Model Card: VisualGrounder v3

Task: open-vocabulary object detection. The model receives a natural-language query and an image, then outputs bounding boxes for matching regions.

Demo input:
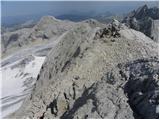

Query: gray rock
[120,57,159,119]
[9,20,158,119]
[123,5,159,42]
[60,79,134,119]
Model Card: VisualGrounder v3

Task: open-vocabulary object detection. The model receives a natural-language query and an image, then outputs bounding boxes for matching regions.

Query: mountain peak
[135,4,148,19]
[136,4,148,12]
[39,16,61,23]
[122,5,159,41]
[112,19,120,25]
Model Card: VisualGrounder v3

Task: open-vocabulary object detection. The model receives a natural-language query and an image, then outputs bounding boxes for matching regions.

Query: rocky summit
[9,18,159,119]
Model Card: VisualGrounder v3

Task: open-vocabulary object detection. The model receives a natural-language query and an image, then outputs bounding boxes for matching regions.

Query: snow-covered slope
[0,55,45,118]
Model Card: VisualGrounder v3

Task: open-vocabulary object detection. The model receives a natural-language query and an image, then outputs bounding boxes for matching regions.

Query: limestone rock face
[10,19,158,119]
[123,5,159,42]
[60,77,134,119]
[151,20,159,42]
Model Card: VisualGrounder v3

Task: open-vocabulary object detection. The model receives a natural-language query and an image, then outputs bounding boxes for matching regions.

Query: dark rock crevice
[46,95,59,117]
[72,47,81,58]
[119,57,159,119]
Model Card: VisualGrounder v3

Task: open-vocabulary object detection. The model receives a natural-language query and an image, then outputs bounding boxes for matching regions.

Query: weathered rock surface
[123,5,159,42]
[60,76,134,119]
[10,19,158,119]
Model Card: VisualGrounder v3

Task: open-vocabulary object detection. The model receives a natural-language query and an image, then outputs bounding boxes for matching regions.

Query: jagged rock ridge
[10,19,159,119]
[123,5,159,42]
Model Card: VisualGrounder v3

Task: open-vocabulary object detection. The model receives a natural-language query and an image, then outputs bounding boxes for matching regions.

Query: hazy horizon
[1,1,159,27]
[2,1,159,17]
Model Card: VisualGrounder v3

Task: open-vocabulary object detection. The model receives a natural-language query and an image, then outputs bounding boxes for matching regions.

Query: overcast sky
[1,1,159,17]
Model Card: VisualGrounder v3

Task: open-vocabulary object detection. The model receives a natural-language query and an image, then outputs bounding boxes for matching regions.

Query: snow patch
[0,56,45,118]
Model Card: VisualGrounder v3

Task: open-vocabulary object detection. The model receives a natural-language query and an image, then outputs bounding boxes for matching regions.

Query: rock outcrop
[10,19,158,119]
[123,5,159,42]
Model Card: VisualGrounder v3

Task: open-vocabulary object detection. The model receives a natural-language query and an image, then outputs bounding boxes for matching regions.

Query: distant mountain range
[2,10,115,28]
